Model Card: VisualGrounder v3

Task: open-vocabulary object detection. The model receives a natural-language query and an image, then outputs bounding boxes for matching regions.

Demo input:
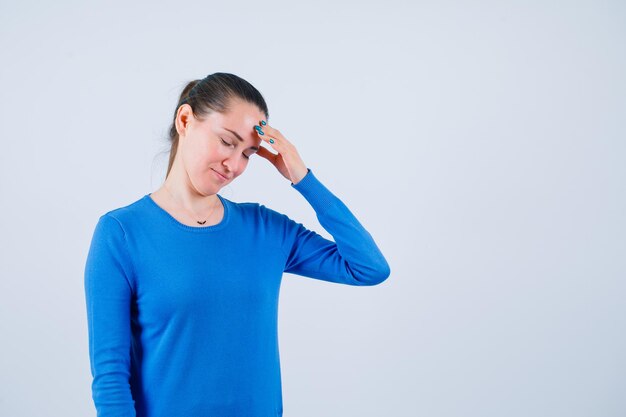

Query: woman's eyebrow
[224,127,259,151]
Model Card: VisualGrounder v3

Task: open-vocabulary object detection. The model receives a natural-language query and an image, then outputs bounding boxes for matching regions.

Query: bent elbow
[370,261,391,285]
[351,260,391,286]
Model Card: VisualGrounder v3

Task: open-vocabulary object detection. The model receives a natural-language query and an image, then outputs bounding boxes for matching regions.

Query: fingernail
[260,120,266,126]
[269,138,274,143]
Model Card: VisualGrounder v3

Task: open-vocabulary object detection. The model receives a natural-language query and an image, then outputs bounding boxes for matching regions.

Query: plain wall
[0,0,624,416]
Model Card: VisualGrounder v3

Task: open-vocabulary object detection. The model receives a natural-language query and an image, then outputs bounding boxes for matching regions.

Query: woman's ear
[176,104,193,137]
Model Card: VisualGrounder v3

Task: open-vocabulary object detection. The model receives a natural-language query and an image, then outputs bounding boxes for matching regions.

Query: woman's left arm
[255,121,390,285]
[282,168,391,285]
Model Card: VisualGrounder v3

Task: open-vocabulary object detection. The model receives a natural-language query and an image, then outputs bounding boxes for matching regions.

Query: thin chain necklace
[162,184,220,225]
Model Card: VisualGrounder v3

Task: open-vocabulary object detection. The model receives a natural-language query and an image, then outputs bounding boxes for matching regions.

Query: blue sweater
[84,168,390,417]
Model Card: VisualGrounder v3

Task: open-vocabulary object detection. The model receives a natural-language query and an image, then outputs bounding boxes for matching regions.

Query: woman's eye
[221,137,250,159]
[220,138,234,147]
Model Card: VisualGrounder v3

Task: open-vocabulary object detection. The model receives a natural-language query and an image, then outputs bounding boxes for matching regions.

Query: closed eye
[220,137,250,159]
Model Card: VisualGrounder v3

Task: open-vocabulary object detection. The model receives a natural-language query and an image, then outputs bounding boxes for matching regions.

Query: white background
[0,0,624,416]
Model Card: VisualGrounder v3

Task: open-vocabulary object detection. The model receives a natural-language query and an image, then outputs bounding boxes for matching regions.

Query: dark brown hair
[165,72,269,179]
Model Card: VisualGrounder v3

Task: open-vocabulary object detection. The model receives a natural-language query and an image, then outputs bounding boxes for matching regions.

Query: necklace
[162,184,220,225]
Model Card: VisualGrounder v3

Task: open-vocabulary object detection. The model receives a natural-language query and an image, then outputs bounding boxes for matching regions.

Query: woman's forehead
[205,107,263,145]
[212,105,264,133]
[223,101,264,125]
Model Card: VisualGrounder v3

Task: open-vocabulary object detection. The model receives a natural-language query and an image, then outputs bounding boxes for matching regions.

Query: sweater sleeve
[84,214,137,417]
[280,168,391,286]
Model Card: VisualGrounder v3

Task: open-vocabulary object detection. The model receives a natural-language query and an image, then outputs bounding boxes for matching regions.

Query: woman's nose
[222,156,241,175]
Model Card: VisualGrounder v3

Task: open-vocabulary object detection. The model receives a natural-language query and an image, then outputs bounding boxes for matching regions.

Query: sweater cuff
[291,168,337,210]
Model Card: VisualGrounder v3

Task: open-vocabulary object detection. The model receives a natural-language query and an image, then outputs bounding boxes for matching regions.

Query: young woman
[84,72,391,417]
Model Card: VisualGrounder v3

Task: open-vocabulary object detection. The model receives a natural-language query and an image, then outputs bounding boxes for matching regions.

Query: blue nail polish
[259,131,264,135]
[260,120,266,126]
[269,139,274,143]
[254,125,261,131]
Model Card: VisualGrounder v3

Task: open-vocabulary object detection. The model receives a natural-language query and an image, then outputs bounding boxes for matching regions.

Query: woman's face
[178,99,265,194]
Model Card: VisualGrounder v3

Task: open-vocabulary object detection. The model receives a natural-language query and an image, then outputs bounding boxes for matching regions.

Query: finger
[256,146,277,163]
[255,129,284,153]
[255,123,290,145]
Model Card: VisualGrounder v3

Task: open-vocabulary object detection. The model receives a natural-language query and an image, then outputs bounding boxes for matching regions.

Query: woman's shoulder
[232,199,276,216]
[96,194,149,228]
[229,199,293,225]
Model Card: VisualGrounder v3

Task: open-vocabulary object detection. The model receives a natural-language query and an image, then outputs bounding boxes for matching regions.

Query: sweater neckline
[143,193,231,232]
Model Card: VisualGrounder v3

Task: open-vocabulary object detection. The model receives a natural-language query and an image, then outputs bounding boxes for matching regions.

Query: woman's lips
[212,168,228,181]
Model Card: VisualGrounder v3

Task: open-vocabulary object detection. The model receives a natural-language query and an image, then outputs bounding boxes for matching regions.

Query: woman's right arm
[84,214,137,417]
